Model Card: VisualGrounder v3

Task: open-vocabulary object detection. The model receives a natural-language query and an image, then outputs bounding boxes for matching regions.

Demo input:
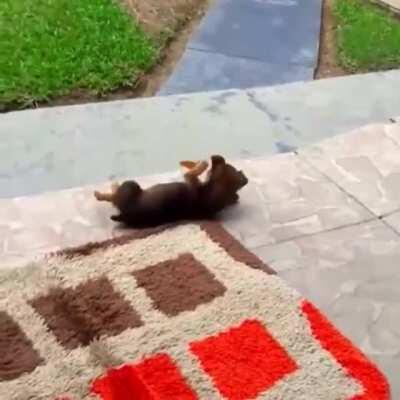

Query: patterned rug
[0,222,389,400]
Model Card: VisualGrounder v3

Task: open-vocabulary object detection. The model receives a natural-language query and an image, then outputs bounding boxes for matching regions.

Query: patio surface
[1,121,400,396]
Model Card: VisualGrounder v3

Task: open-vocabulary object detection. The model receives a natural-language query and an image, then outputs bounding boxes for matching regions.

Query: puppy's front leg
[94,192,114,202]
[181,160,208,182]
[183,162,209,190]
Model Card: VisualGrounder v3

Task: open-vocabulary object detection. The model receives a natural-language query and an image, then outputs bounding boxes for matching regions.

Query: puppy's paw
[182,160,209,177]
[180,160,197,170]
[94,190,111,202]
[194,160,209,174]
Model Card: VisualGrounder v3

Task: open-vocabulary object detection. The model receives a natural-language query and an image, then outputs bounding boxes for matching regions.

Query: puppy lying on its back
[94,155,248,228]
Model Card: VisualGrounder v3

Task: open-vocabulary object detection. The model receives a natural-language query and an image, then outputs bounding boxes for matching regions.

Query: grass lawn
[0,0,158,106]
[334,0,400,71]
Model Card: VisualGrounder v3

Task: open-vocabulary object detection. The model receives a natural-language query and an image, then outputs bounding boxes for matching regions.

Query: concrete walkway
[1,70,400,199]
[159,0,322,94]
[1,121,399,396]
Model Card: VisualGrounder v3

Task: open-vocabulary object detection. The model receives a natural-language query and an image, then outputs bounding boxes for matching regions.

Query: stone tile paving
[159,0,322,94]
[221,154,372,248]
[299,122,400,216]
[1,122,400,395]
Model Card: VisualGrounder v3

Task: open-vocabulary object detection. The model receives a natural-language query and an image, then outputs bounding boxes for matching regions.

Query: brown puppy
[94,155,248,228]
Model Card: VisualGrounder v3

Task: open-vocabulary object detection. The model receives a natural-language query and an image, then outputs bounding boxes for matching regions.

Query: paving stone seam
[296,124,400,233]
[184,46,319,69]
[382,126,400,151]
[379,216,400,237]
[295,151,380,219]
[380,208,400,219]
[252,216,379,250]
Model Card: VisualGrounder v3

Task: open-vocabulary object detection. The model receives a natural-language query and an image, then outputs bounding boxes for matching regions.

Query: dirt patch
[123,0,204,38]
[120,0,211,96]
[130,0,211,97]
[315,0,348,79]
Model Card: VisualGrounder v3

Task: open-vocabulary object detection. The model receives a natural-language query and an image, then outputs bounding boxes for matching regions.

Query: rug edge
[47,221,276,275]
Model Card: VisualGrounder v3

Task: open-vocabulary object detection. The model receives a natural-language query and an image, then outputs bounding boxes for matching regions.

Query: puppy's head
[112,180,142,211]
[207,155,248,191]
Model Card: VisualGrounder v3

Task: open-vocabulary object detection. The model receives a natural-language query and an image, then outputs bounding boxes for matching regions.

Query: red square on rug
[190,319,298,399]
[92,353,197,400]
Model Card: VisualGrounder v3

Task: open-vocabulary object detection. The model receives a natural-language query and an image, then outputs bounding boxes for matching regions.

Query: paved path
[1,70,400,199]
[1,121,399,396]
[159,0,322,94]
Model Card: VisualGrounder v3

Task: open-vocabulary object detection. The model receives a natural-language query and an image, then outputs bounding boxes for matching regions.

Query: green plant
[334,0,400,71]
[0,0,158,105]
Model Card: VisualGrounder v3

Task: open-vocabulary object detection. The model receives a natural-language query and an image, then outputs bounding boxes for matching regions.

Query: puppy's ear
[211,155,225,169]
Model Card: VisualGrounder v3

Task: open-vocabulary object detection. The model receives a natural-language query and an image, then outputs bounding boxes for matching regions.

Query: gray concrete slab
[1,70,400,198]
[159,49,313,95]
[189,0,322,67]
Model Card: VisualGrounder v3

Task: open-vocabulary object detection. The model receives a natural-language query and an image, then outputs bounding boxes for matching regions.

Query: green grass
[334,0,400,71]
[0,0,158,106]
